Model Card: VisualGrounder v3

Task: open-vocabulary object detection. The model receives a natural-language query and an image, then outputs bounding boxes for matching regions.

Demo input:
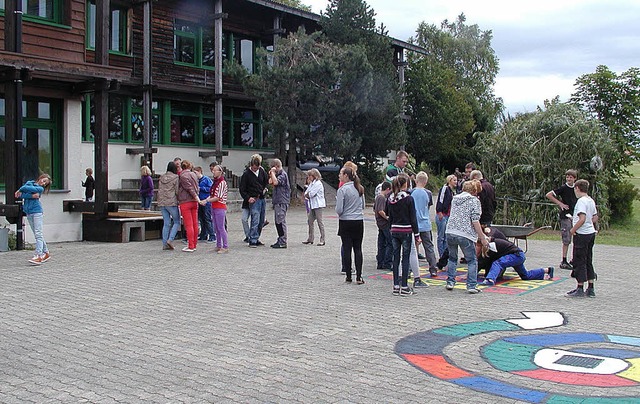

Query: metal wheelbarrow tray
[489,224,551,252]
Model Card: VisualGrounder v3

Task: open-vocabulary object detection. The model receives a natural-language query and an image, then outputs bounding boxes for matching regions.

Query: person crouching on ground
[477,238,554,286]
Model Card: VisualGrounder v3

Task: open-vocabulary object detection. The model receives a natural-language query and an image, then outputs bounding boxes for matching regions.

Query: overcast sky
[304,0,640,114]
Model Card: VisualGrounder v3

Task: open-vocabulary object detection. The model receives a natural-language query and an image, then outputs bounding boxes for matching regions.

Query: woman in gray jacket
[336,167,366,284]
[157,161,180,250]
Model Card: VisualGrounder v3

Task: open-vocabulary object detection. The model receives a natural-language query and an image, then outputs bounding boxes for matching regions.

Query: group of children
[373,162,598,298]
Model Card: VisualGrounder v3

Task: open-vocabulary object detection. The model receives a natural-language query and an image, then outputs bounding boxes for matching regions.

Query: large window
[173,19,215,68]
[0,0,64,24]
[87,1,130,54]
[232,36,256,74]
[82,97,265,150]
[0,97,62,189]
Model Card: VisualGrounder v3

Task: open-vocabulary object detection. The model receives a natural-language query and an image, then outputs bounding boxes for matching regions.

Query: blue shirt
[198,175,213,200]
[411,187,432,232]
[17,180,45,215]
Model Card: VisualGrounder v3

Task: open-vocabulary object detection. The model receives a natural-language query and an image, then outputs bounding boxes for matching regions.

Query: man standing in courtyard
[469,169,497,226]
[239,154,268,248]
[546,169,579,269]
[269,158,290,249]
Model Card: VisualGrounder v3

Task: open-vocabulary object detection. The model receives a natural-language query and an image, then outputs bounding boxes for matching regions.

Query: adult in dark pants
[546,169,579,269]
[469,169,496,226]
[336,167,365,284]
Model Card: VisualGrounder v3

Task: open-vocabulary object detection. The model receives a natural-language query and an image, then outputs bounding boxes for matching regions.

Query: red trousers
[180,201,199,249]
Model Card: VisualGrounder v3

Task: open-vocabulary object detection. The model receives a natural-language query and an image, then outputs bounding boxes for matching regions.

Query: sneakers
[217,248,229,254]
[417,253,426,260]
[547,266,555,280]
[41,252,51,262]
[255,241,265,246]
[162,244,172,250]
[559,261,573,270]
[182,247,196,252]
[479,279,495,286]
[28,256,44,265]
[206,238,216,244]
[166,241,175,250]
[392,286,400,295]
[445,282,455,290]
[429,267,438,277]
[248,243,258,248]
[356,278,365,285]
[302,240,314,245]
[467,288,481,294]
[566,288,585,297]
[400,287,415,296]
[345,277,353,283]
[270,243,287,249]
[413,278,428,288]
[586,287,596,298]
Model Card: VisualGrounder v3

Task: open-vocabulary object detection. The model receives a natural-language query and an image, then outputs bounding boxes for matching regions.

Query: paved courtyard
[1,207,639,403]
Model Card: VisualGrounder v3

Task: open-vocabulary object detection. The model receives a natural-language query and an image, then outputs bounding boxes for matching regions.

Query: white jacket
[305,179,326,209]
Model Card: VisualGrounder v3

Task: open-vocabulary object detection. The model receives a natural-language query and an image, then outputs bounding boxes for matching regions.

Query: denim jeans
[392,232,412,287]
[485,251,545,282]
[249,198,266,243]
[446,234,478,289]
[241,208,251,239]
[27,212,47,256]
[198,202,215,240]
[141,195,152,209]
[435,214,449,257]
[376,227,392,269]
[161,206,181,245]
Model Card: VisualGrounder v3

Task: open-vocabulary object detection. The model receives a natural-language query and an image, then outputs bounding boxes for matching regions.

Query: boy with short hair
[374,181,393,270]
[546,169,578,269]
[412,171,439,278]
[566,179,598,298]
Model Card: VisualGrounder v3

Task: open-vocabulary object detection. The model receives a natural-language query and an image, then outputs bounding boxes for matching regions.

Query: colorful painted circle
[395,312,640,403]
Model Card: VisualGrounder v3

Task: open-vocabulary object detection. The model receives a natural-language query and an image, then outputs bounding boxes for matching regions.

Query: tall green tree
[571,65,640,172]
[410,14,503,168]
[232,29,374,186]
[320,0,406,168]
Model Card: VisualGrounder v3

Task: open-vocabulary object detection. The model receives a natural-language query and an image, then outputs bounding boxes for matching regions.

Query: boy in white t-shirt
[566,179,598,298]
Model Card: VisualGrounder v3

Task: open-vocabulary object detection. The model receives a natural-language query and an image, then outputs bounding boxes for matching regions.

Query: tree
[231,29,375,191]
[273,0,312,12]
[409,14,503,168]
[474,99,618,227]
[571,65,640,172]
[320,0,406,170]
[404,54,474,170]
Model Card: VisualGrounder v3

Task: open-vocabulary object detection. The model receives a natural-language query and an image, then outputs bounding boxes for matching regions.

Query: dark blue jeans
[198,201,215,240]
[392,232,412,287]
[376,227,392,269]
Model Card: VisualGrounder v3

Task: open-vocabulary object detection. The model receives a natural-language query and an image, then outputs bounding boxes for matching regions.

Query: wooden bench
[82,213,164,243]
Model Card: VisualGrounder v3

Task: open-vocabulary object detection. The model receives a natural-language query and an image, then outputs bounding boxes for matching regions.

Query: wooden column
[142,0,153,170]
[214,0,224,163]
[94,0,110,215]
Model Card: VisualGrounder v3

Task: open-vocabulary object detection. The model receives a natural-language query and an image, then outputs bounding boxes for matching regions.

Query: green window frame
[0,0,64,24]
[86,0,130,54]
[0,97,63,189]
[230,34,256,74]
[226,107,263,148]
[173,19,215,69]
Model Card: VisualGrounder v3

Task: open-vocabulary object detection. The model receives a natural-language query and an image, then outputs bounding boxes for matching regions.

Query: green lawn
[530,163,640,247]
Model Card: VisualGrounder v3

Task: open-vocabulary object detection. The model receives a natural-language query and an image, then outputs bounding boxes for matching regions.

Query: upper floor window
[0,0,64,24]
[87,1,130,54]
[174,19,215,68]
[233,36,255,74]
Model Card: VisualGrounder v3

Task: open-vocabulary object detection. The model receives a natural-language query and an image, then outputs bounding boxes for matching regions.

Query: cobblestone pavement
[1,207,639,403]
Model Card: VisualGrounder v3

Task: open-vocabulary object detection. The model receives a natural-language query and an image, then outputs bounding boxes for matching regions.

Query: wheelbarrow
[488,223,551,252]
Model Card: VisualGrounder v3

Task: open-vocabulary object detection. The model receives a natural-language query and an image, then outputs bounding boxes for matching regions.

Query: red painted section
[513,368,638,387]
[402,354,472,380]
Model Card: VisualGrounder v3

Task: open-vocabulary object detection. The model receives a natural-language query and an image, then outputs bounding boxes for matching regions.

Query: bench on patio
[82,212,164,243]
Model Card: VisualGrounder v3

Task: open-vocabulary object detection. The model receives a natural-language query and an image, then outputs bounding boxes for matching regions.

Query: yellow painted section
[619,358,640,382]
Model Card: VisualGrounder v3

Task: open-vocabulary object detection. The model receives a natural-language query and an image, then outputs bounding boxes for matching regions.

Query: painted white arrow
[506,311,566,330]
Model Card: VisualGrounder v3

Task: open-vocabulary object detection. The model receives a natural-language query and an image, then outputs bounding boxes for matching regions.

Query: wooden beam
[62,200,119,213]
[125,147,158,155]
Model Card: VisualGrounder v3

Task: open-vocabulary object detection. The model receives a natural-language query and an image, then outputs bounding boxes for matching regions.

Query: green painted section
[482,340,539,372]
[433,320,520,337]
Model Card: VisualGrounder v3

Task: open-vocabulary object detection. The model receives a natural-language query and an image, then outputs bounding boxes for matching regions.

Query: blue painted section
[573,348,640,359]
[453,376,547,403]
[504,332,607,347]
[608,335,640,347]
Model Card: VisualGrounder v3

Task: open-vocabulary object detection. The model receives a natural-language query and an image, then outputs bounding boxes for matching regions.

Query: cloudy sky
[304,0,640,114]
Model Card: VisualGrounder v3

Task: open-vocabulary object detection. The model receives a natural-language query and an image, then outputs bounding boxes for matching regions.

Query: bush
[607,179,639,223]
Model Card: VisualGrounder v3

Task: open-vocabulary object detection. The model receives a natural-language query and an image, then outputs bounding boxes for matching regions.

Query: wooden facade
[0,0,423,243]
